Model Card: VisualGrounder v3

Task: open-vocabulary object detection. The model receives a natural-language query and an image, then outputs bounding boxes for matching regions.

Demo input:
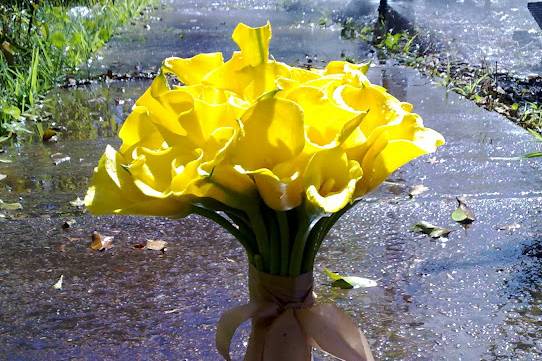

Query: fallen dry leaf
[324,268,377,289]
[62,219,76,229]
[0,199,22,210]
[145,239,167,251]
[90,231,114,251]
[53,275,64,290]
[497,223,521,231]
[412,221,451,238]
[50,153,70,165]
[69,197,85,208]
[451,197,475,224]
[409,184,429,197]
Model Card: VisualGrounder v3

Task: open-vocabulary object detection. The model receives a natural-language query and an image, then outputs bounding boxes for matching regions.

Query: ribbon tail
[297,304,374,361]
[261,309,312,361]
[216,303,262,361]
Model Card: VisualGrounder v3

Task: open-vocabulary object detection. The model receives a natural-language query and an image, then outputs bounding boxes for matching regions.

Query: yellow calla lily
[304,148,363,214]
[353,115,445,197]
[85,25,448,359]
[84,145,191,217]
[86,22,445,277]
[234,159,305,211]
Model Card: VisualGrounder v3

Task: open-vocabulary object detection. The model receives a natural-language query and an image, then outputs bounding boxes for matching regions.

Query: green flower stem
[225,211,256,244]
[262,208,280,275]
[247,206,270,272]
[276,211,290,276]
[301,203,356,272]
[301,216,331,273]
[198,198,251,227]
[288,208,313,276]
[191,205,255,262]
[254,254,264,272]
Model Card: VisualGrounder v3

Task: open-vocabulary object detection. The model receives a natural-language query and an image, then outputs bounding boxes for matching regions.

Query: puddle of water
[44,80,151,142]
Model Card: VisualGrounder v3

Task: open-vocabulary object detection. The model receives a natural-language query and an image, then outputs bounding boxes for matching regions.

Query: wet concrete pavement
[89,0,370,75]
[1,1,542,360]
[344,0,542,77]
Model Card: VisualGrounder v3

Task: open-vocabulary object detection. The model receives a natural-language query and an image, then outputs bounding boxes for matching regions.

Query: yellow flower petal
[284,86,364,148]
[232,22,272,66]
[163,52,224,85]
[84,145,190,217]
[203,54,291,100]
[324,60,370,75]
[188,165,257,211]
[354,118,445,197]
[304,148,362,213]
[119,106,164,154]
[128,146,181,196]
[231,97,304,170]
[234,160,305,211]
[178,98,240,147]
[135,76,194,142]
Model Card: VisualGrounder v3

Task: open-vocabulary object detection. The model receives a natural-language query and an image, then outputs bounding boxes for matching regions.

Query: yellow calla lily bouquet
[85,22,444,361]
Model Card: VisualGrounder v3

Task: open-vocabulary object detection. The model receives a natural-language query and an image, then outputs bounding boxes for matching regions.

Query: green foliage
[520,102,542,129]
[375,31,418,54]
[340,18,373,41]
[0,0,155,138]
[451,74,490,99]
[524,128,542,158]
[339,19,418,55]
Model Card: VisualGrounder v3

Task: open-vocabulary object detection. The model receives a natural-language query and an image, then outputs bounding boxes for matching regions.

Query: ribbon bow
[216,266,374,361]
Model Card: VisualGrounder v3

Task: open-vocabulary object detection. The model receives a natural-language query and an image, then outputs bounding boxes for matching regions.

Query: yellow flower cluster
[85,22,444,217]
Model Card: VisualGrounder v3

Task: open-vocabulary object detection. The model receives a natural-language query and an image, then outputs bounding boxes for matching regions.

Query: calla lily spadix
[84,22,444,361]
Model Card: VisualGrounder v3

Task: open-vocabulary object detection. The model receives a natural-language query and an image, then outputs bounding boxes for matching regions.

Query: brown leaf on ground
[52,275,64,290]
[0,199,22,210]
[497,223,521,231]
[412,221,451,238]
[451,197,475,224]
[62,219,76,229]
[90,231,113,251]
[409,184,429,197]
[51,153,70,165]
[145,239,167,251]
[69,197,85,208]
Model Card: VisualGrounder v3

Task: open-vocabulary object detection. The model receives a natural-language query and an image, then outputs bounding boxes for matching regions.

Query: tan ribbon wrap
[216,266,374,361]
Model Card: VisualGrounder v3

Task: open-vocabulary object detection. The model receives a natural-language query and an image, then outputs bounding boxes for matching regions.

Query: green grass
[0,0,156,140]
